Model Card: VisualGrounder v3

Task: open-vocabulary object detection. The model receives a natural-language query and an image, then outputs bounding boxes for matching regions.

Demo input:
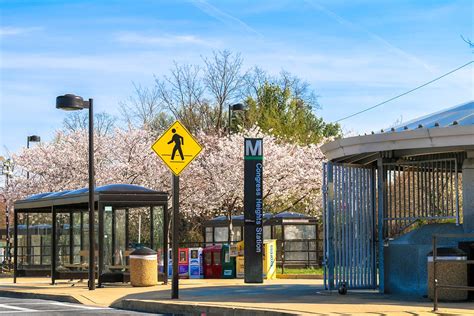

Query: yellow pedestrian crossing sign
[151,120,203,176]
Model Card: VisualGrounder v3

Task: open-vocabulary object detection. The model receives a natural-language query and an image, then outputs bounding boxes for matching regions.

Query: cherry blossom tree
[2,126,325,240]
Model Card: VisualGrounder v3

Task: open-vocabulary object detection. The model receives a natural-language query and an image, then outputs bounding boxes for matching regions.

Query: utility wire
[334,60,474,123]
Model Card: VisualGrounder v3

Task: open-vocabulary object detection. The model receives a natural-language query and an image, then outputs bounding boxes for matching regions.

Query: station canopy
[321,101,474,164]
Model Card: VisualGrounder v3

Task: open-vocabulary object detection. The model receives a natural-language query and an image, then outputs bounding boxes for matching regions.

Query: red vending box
[203,245,223,278]
[178,248,189,279]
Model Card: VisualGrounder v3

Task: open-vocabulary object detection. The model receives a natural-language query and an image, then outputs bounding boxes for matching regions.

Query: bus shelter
[321,101,474,295]
[13,184,168,287]
[204,211,322,268]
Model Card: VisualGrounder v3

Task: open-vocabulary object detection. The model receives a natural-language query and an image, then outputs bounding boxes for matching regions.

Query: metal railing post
[432,235,438,311]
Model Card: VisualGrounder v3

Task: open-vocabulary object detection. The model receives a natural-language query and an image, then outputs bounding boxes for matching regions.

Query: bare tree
[278,70,319,110]
[119,82,162,127]
[155,63,216,132]
[242,66,268,101]
[63,112,115,136]
[203,50,245,133]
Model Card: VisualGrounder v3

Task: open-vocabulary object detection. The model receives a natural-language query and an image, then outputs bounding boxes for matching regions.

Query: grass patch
[277,267,323,275]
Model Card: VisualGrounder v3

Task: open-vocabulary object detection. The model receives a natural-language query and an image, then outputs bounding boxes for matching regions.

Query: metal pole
[98,203,104,288]
[377,158,385,293]
[433,235,438,311]
[51,206,56,285]
[228,104,232,138]
[4,162,10,268]
[172,174,179,299]
[150,207,154,249]
[228,105,232,245]
[26,138,30,179]
[13,210,18,283]
[163,204,169,285]
[88,98,95,290]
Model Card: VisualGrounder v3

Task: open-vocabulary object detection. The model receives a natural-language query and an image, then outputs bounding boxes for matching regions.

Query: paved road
[0,297,159,315]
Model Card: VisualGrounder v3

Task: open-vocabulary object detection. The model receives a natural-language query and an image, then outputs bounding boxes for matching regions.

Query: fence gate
[323,162,377,290]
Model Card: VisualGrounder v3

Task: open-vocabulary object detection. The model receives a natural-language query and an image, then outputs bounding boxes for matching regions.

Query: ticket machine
[178,248,189,279]
[188,247,203,279]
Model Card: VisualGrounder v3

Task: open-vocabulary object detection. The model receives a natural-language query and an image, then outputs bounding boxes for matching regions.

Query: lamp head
[56,94,87,111]
[231,103,246,112]
[27,135,41,142]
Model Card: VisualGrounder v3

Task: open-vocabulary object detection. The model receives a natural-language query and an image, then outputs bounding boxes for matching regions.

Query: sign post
[151,121,202,299]
[243,138,263,283]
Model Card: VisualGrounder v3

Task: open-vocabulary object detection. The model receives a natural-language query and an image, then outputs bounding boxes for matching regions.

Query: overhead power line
[334,60,474,123]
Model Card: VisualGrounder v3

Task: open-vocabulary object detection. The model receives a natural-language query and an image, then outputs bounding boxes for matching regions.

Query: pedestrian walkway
[0,297,134,315]
[0,278,472,315]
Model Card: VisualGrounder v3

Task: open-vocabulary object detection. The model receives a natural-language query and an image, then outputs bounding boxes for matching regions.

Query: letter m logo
[245,139,262,157]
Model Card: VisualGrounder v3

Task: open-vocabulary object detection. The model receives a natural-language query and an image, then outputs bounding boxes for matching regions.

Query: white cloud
[189,0,263,38]
[0,26,42,37]
[303,0,436,74]
[115,32,219,47]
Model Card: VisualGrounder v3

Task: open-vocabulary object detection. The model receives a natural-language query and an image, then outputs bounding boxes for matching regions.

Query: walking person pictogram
[168,128,184,160]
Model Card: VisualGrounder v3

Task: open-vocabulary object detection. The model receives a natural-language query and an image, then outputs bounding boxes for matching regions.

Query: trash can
[427,247,468,301]
[130,247,158,287]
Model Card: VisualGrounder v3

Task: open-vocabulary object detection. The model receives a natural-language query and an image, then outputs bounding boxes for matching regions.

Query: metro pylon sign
[243,138,263,283]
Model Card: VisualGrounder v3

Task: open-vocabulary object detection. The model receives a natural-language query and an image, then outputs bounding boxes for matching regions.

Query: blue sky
[0,0,472,154]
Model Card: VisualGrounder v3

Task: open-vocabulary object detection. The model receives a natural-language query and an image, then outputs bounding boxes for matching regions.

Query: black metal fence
[383,158,460,238]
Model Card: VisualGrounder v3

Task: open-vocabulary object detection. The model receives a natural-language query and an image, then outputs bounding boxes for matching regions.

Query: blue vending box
[188,247,203,279]
[167,248,173,279]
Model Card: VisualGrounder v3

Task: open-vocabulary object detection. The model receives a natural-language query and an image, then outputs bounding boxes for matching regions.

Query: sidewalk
[0,277,473,315]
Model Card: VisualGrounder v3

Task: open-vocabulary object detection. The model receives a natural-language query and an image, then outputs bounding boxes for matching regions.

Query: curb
[113,299,299,316]
[277,274,323,279]
[0,290,81,304]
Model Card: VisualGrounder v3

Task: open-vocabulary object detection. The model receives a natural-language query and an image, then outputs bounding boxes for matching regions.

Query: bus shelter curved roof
[14,184,167,210]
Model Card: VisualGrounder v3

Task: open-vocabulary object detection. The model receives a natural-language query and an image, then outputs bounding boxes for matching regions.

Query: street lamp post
[1,157,13,267]
[227,103,246,245]
[56,94,95,290]
[26,135,41,179]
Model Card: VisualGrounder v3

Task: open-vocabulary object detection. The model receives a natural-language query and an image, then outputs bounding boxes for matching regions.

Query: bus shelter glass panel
[273,225,282,240]
[152,206,164,250]
[56,213,71,269]
[82,212,89,256]
[104,206,113,271]
[214,227,228,243]
[128,207,151,247]
[16,214,26,268]
[114,209,127,266]
[284,225,316,240]
[16,213,52,268]
[263,226,271,240]
[283,225,316,262]
[72,212,82,264]
[232,226,242,242]
[205,227,213,243]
